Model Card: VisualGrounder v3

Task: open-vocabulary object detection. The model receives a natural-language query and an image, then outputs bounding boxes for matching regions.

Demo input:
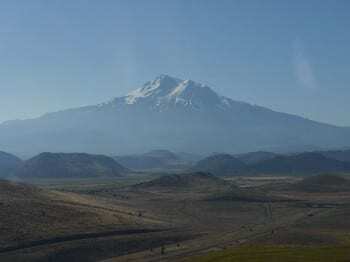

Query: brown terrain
[1,172,350,261]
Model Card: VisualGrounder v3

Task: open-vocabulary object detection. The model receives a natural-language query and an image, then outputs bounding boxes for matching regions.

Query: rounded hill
[133,172,231,191]
[15,152,129,179]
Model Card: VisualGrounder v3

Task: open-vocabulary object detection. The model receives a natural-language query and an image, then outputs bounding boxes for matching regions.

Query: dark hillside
[251,153,350,175]
[133,172,231,191]
[0,151,22,177]
[193,154,247,176]
[16,152,128,179]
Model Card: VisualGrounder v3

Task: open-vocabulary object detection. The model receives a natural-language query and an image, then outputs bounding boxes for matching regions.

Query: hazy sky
[0,1,349,126]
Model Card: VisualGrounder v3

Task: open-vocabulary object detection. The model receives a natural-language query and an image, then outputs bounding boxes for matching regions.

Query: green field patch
[188,245,350,262]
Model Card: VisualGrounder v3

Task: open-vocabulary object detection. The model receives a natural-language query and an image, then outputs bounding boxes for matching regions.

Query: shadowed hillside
[235,151,279,165]
[319,149,350,163]
[15,152,129,179]
[192,152,350,176]
[252,152,350,175]
[114,150,191,170]
[133,172,231,191]
[193,154,247,176]
[0,151,22,177]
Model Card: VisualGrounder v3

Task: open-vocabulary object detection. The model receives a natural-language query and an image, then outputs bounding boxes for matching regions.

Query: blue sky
[0,1,349,126]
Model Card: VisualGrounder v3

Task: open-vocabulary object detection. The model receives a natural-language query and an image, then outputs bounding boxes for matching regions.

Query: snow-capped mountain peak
[0,74,348,157]
[125,75,181,104]
[124,75,225,110]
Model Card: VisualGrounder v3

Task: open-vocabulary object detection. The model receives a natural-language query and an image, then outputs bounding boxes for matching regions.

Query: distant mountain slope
[0,74,349,156]
[15,152,128,179]
[0,151,22,177]
[115,154,165,170]
[142,150,179,160]
[251,152,350,175]
[114,149,195,170]
[193,154,247,176]
[192,152,350,176]
[235,151,279,165]
[318,149,350,163]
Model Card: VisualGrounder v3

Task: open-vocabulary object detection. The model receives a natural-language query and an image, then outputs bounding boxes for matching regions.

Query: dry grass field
[1,173,350,261]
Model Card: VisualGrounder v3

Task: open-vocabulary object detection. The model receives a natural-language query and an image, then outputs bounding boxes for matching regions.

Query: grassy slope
[0,179,164,249]
[188,245,350,262]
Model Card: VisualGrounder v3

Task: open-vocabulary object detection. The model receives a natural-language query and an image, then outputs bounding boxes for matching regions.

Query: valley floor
[1,175,350,261]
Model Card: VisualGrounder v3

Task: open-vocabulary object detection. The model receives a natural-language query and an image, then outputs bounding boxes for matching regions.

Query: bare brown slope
[0,179,162,250]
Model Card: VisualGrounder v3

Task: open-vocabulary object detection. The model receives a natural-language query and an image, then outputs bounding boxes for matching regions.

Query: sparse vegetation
[187,245,350,262]
[1,168,350,261]
[292,173,350,192]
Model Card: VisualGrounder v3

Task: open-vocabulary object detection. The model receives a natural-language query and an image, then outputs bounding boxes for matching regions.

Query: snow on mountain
[125,74,182,105]
[118,74,245,112]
